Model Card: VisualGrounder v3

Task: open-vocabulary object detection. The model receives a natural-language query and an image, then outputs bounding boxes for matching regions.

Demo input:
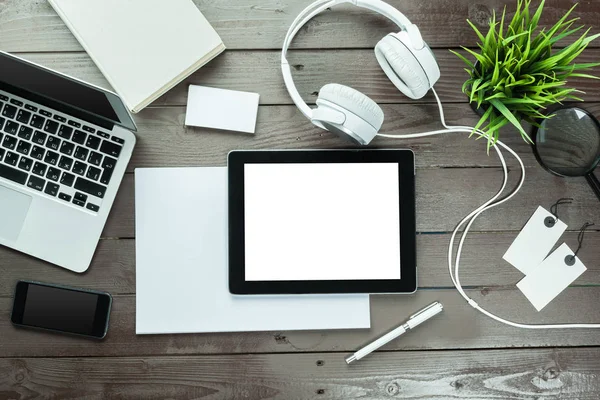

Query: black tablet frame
[228,149,416,294]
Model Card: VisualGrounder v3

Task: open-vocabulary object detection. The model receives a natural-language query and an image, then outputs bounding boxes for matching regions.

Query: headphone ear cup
[375,33,430,99]
[318,84,384,130]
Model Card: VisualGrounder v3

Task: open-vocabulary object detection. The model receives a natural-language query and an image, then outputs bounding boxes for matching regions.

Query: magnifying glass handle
[585,173,600,202]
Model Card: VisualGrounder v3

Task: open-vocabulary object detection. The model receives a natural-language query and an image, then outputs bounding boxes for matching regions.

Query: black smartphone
[11,280,112,339]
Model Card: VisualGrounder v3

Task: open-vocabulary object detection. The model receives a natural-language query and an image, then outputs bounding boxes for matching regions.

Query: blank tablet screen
[244,163,401,281]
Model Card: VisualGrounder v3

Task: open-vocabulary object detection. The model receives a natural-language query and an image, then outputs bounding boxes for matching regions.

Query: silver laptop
[0,51,136,273]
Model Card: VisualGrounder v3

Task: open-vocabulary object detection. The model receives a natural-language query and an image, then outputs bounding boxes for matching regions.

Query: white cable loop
[377,87,600,329]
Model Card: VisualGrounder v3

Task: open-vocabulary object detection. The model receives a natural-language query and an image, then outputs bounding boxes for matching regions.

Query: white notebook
[49,0,225,113]
[134,167,371,334]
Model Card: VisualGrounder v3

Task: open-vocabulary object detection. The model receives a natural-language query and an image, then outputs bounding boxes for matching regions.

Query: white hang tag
[503,206,567,274]
[516,243,587,311]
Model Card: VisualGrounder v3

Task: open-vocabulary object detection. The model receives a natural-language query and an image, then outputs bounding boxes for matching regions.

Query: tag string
[550,197,573,221]
[573,222,595,258]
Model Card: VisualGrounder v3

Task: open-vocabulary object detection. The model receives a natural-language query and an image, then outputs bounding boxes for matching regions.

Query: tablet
[228,149,416,294]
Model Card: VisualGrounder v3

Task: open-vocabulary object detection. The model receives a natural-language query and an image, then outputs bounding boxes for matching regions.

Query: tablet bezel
[228,149,416,294]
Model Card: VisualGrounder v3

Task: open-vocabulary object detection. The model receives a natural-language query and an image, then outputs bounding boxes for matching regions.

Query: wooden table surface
[1,0,600,399]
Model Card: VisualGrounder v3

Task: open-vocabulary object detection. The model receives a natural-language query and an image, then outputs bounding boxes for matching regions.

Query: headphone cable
[377,88,600,329]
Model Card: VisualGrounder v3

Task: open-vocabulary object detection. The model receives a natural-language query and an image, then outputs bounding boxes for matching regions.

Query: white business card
[185,85,260,134]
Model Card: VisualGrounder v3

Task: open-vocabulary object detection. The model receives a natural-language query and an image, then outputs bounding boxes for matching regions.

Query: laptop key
[74,192,88,203]
[53,115,66,123]
[58,155,73,170]
[72,130,87,144]
[46,136,60,151]
[2,104,17,119]
[86,135,101,150]
[97,131,110,139]
[74,177,106,199]
[86,203,99,212]
[46,167,60,182]
[18,157,32,172]
[58,192,72,202]
[16,109,31,124]
[2,135,17,150]
[74,146,89,161]
[86,166,101,181]
[82,125,96,133]
[88,151,102,166]
[44,120,59,134]
[5,151,19,166]
[68,120,81,128]
[58,125,73,140]
[18,126,33,140]
[27,175,45,191]
[39,110,52,118]
[0,116,4,130]
[0,163,27,185]
[4,120,18,135]
[0,148,4,162]
[32,130,47,145]
[16,140,31,156]
[25,104,37,112]
[60,172,75,187]
[111,136,125,145]
[32,162,47,177]
[30,145,45,160]
[10,99,23,107]
[100,156,116,185]
[0,94,7,101]
[60,141,75,156]
[73,199,85,207]
[31,114,45,129]
[44,150,59,166]
[72,161,86,176]
[99,140,122,158]
[44,182,59,197]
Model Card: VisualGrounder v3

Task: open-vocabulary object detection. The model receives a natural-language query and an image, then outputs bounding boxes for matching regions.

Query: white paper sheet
[185,85,260,133]
[134,167,370,334]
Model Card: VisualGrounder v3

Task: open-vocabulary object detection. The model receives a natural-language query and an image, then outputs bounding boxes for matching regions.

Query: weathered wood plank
[127,102,600,170]
[1,0,599,51]
[1,287,600,357]
[1,231,598,297]
[97,165,600,238]
[14,49,600,106]
[1,350,599,400]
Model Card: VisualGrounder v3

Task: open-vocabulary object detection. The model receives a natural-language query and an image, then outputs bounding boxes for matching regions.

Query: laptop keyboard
[0,92,127,213]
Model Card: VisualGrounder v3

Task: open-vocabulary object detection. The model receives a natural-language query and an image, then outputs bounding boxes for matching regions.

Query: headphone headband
[281,0,424,120]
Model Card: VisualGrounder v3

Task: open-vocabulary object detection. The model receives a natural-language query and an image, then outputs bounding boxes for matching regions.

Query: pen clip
[409,302,440,319]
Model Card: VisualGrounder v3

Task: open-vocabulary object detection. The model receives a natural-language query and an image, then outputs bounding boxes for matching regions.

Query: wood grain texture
[14,50,600,107]
[0,348,599,399]
[96,166,600,238]
[1,0,599,52]
[127,103,600,170]
[1,231,599,297]
[1,287,600,357]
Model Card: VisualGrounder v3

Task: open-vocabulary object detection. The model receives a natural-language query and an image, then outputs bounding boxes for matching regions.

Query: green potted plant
[451,0,600,150]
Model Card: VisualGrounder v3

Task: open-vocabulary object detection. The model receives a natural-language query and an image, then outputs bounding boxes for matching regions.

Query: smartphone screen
[11,281,112,339]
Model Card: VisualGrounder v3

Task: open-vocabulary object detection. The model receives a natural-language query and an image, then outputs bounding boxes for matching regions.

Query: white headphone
[281,0,600,331]
[281,0,441,145]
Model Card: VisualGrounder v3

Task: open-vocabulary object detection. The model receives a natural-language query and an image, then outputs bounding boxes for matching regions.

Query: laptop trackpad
[0,185,31,241]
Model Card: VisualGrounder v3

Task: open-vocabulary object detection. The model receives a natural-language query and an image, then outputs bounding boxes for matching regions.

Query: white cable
[377,87,600,329]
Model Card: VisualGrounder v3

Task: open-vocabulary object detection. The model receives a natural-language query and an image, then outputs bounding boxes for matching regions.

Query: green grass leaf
[450,50,475,70]
[489,98,529,139]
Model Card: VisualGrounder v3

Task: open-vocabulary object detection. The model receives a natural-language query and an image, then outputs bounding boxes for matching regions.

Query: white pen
[345,302,444,364]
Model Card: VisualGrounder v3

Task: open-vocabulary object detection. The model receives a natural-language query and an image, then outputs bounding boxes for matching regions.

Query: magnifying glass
[532,106,600,201]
